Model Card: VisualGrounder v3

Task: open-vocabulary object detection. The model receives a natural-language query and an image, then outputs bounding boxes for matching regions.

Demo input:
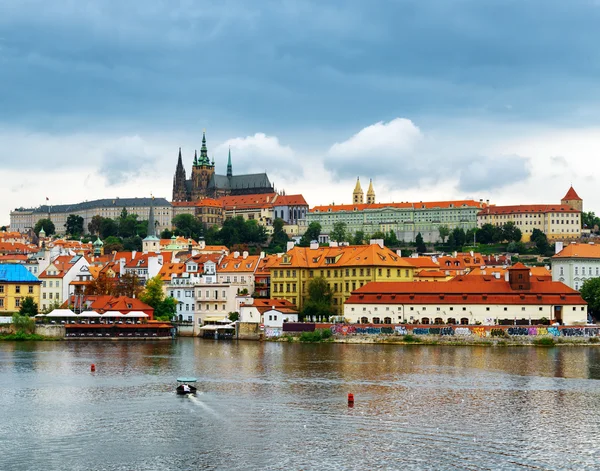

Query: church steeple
[200,129,209,164]
[353,177,364,205]
[172,147,188,202]
[227,147,233,178]
[366,179,375,204]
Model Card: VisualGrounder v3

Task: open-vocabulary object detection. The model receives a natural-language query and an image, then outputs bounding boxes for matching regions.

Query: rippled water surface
[1,340,600,470]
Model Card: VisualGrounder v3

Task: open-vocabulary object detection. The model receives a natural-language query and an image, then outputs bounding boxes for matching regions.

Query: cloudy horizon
[2,1,600,225]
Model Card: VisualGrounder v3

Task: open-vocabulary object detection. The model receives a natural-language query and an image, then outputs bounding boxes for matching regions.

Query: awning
[123,311,149,318]
[101,311,124,317]
[79,311,102,318]
[46,309,78,317]
[199,324,235,330]
[204,316,228,322]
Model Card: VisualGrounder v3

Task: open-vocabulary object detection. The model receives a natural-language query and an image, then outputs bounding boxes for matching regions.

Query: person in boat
[182,384,190,392]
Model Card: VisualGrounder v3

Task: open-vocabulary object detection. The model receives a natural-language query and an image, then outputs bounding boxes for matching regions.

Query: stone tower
[191,130,215,201]
[353,177,364,204]
[172,147,188,202]
[366,179,375,204]
[561,186,583,212]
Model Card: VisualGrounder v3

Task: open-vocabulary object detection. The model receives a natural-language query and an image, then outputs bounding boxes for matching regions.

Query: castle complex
[172,131,274,202]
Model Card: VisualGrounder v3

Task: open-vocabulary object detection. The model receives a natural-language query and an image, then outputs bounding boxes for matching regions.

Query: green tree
[34,218,55,236]
[228,312,240,322]
[269,218,289,252]
[65,214,84,237]
[103,236,124,254]
[88,215,104,235]
[172,213,204,239]
[12,313,35,334]
[42,300,61,314]
[330,222,347,242]
[415,232,427,253]
[477,224,496,244]
[123,235,143,251]
[582,211,600,233]
[502,222,522,243]
[370,231,386,240]
[100,217,118,239]
[19,296,38,316]
[139,275,177,321]
[118,213,140,238]
[301,276,334,321]
[299,222,321,246]
[352,230,365,245]
[160,229,173,239]
[580,278,600,320]
[438,225,450,244]
[531,229,550,255]
[384,230,399,248]
[466,228,478,246]
[451,227,466,248]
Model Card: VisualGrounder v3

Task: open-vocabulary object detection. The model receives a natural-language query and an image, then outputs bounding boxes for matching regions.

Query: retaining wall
[34,324,65,338]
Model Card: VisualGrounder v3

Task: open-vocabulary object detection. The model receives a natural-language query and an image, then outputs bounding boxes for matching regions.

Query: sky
[2,0,600,226]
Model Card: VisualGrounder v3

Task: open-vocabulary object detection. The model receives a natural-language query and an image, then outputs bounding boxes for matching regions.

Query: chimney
[396,249,402,257]
[119,257,126,274]
[132,250,137,260]
[453,251,457,258]
[470,251,474,257]
[329,241,338,248]
[233,251,240,259]
[310,241,319,250]
[260,251,265,259]
[199,239,206,250]
[555,241,564,254]
[369,239,384,249]
[286,241,295,252]
[504,271,509,282]
[242,251,248,259]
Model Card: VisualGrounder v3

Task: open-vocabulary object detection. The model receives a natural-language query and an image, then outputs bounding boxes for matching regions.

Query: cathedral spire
[366,178,375,204]
[193,150,198,167]
[227,147,233,178]
[200,129,209,163]
[172,147,188,202]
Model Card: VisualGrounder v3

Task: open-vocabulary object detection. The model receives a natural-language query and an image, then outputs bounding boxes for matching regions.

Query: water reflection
[0,340,599,470]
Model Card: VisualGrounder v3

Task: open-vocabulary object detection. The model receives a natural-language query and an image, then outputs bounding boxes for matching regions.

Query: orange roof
[196,198,223,208]
[310,199,484,213]
[553,242,600,259]
[479,204,579,215]
[270,244,414,269]
[241,299,297,310]
[219,254,261,273]
[255,255,280,275]
[273,194,308,206]
[404,257,440,269]
[415,269,448,278]
[469,266,551,279]
[219,193,277,210]
[158,262,186,281]
[39,255,77,278]
[562,186,582,201]
[347,275,585,306]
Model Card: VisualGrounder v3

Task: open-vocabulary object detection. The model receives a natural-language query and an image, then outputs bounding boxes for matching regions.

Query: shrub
[299,329,333,343]
[533,337,555,347]
[589,337,599,344]
[402,334,422,343]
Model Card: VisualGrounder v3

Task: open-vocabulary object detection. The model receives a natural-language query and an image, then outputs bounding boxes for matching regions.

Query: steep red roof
[478,204,579,215]
[273,194,308,206]
[562,186,582,201]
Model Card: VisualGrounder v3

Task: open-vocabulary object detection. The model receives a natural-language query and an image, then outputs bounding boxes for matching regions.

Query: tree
[299,222,321,246]
[531,229,550,255]
[466,228,477,246]
[34,218,55,236]
[118,213,141,238]
[301,276,335,321]
[123,235,143,251]
[88,215,104,235]
[384,230,399,248]
[160,229,173,239]
[87,272,116,296]
[172,214,204,240]
[228,312,240,322]
[582,211,600,233]
[502,222,522,243]
[19,296,38,317]
[42,300,61,314]
[114,273,143,298]
[100,218,118,239]
[451,227,466,248]
[65,214,84,237]
[581,278,600,320]
[370,231,386,241]
[103,236,124,254]
[415,233,426,253]
[139,275,177,321]
[477,224,496,244]
[269,218,289,252]
[330,222,347,242]
[352,231,365,245]
[12,313,35,334]
[438,225,450,244]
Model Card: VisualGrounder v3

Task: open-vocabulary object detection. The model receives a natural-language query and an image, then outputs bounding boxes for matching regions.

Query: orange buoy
[91,364,96,372]
[348,393,354,406]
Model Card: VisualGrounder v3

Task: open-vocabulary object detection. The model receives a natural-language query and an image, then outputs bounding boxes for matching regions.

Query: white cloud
[214,132,302,182]
[97,135,159,185]
[326,118,423,180]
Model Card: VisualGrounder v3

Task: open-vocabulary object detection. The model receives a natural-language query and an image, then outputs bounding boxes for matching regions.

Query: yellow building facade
[0,265,42,314]
[269,243,414,314]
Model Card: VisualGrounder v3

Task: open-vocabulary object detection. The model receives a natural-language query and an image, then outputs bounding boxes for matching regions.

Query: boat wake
[187,394,229,422]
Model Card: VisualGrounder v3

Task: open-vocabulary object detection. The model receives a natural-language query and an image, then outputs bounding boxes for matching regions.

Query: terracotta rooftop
[562,186,582,201]
[553,242,600,259]
[310,199,485,213]
[479,204,579,215]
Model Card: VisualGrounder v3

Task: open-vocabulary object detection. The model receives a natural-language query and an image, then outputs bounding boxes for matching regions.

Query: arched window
[421,317,430,324]
[460,318,469,325]
[383,317,392,324]
[360,317,368,324]
[434,317,443,325]
[372,317,380,324]
[447,318,456,324]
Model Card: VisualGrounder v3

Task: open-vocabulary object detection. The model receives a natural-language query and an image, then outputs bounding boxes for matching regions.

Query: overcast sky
[2,0,600,226]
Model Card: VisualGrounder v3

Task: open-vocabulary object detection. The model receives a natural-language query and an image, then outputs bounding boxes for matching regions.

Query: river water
[1,340,599,470]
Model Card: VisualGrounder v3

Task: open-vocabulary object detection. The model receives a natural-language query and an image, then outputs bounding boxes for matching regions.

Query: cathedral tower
[561,186,583,212]
[172,147,188,202]
[366,179,376,204]
[353,177,364,204]
[191,130,215,201]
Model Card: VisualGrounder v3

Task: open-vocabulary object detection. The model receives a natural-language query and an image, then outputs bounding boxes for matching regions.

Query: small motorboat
[176,377,198,394]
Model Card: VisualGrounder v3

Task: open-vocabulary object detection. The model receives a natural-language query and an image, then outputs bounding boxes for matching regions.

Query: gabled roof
[562,186,582,201]
[273,194,308,206]
[219,254,261,273]
[218,193,277,210]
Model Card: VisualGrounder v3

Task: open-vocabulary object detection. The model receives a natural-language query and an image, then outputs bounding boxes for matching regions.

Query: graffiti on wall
[265,328,282,338]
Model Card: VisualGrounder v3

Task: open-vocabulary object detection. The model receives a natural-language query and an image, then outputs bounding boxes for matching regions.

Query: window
[28,286,33,294]
[186,304,189,311]
[42,293,46,299]
[49,293,53,299]
[486,307,490,311]
[0,299,3,308]
[0,286,3,293]
[15,298,20,308]
[521,307,526,311]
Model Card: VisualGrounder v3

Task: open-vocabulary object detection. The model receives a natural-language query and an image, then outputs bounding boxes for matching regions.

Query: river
[1,339,599,470]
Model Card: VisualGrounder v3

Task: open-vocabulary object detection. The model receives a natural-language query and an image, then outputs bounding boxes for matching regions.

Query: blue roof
[0,264,40,283]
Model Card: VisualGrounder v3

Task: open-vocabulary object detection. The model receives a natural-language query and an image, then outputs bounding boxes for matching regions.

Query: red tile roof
[478,204,579,215]
[562,186,582,201]
[273,194,308,206]
[553,242,600,259]
[219,193,277,210]
[310,200,485,213]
